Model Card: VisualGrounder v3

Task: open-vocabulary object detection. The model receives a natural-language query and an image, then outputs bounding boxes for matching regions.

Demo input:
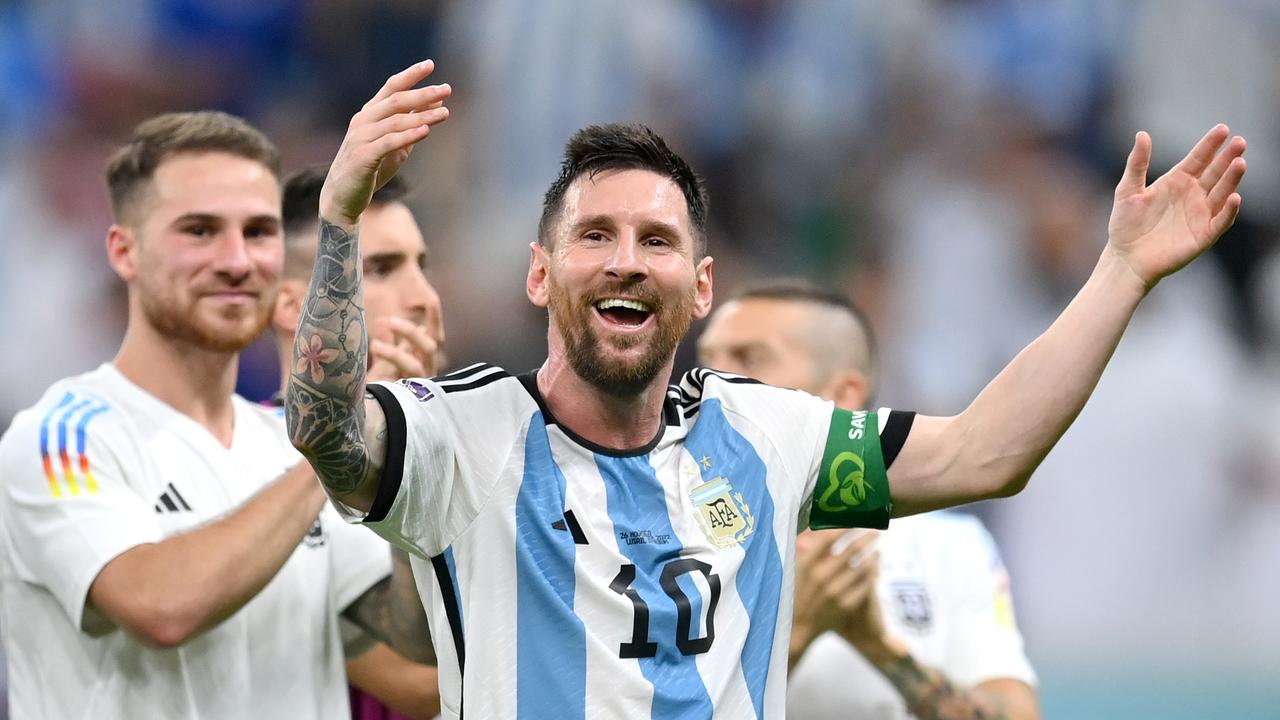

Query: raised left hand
[1106,125,1246,290]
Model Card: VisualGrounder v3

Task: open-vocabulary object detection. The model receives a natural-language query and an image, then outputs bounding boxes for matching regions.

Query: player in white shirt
[698,283,1038,719]
[0,112,407,719]
[286,61,1245,719]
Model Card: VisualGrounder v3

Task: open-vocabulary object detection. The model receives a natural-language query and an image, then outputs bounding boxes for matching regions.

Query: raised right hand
[320,60,452,227]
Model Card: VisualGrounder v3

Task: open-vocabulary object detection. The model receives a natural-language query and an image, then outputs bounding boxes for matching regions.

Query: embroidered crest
[690,476,755,548]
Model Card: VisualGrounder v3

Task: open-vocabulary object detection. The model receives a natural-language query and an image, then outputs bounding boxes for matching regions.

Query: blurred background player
[698,282,1038,719]
[0,111,405,718]
[274,165,443,720]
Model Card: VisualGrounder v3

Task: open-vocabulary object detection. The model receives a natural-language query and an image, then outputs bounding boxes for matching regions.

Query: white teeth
[595,298,651,313]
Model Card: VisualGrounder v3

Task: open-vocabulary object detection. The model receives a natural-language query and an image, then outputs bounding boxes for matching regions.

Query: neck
[537,347,672,451]
[113,319,241,446]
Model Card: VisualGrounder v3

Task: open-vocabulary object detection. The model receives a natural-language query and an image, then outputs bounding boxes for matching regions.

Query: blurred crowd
[2,0,1278,714]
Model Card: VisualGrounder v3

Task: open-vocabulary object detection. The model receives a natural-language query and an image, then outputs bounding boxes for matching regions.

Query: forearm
[893,248,1148,513]
[390,548,436,663]
[92,464,327,646]
[857,638,1025,720]
[344,549,436,664]
[286,218,378,508]
[347,643,441,720]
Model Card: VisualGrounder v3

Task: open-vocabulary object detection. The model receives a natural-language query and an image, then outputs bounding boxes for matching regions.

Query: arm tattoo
[286,219,373,500]
[343,553,436,665]
[877,654,1008,720]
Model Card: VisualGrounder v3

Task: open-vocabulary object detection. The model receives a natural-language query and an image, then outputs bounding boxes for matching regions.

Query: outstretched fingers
[365,83,453,124]
[1209,190,1244,240]
[1206,156,1247,216]
[361,107,449,158]
[1199,135,1247,191]
[364,60,438,110]
[1173,124,1230,178]
[1115,131,1153,198]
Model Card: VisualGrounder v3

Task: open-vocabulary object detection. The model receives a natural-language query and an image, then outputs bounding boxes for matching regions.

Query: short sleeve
[0,403,161,631]
[343,374,525,558]
[940,518,1037,688]
[807,408,914,530]
[324,503,392,613]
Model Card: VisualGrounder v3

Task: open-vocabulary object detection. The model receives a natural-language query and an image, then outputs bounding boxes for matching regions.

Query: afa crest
[690,477,755,548]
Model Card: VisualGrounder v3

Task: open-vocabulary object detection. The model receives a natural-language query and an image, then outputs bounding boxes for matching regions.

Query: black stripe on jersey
[438,368,510,395]
[517,371,677,457]
[563,509,589,545]
[167,483,192,511]
[430,361,488,379]
[364,384,407,524]
[431,553,466,717]
[662,393,681,426]
[434,362,496,383]
[881,411,916,469]
[700,369,762,386]
[672,367,761,411]
[158,493,179,512]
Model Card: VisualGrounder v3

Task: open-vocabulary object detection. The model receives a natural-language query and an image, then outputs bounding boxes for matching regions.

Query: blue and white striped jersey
[354,364,912,719]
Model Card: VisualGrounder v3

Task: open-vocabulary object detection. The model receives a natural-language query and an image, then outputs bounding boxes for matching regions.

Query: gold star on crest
[700,455,713,469]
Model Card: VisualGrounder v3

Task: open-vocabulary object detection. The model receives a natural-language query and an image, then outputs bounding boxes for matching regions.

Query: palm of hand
[1107,127,1245,289]
[1109,169,1217,287]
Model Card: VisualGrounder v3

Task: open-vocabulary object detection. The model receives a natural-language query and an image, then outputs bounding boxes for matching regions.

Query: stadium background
[1,1,1278,717]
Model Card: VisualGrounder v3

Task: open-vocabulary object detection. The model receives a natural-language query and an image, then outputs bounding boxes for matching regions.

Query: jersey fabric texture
[787,512,1037,719]
[338,364,912,720]
[0,364,392,720]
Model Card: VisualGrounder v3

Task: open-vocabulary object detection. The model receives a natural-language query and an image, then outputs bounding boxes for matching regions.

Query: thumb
[1115,131,1152,199]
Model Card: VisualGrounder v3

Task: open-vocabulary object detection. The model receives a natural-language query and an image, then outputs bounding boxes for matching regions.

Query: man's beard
[141,289,274,353]
[549,277,695,398]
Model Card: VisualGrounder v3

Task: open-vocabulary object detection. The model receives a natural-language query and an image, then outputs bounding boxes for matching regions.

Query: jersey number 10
[609,559,721,658]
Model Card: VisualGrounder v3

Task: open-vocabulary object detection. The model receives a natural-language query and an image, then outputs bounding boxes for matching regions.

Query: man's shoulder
[380,363,523,402]
[2,366,125,447]
[672,367,828,423]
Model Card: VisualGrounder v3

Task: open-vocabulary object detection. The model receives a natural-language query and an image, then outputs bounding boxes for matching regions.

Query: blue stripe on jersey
[684,399,781,718]
[76,405,110,455]
[515,415,586,720]
[596,454,714,719]
[443,547,465,635]
[58,399,93,457]
[39,392,76,459]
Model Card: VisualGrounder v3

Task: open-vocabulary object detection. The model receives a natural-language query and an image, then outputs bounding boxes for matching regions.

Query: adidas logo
[153,483,193,513]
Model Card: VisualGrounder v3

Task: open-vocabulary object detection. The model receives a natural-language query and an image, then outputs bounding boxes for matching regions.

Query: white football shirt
[340,365,913,720]
[787,512,1037,719]
[0,364,392,719]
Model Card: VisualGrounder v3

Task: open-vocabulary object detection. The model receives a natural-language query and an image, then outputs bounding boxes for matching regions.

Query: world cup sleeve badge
[690,476,756,548]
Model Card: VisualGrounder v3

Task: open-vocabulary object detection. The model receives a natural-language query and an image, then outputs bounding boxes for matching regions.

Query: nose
[214,230,254,282]
[403,266,439,318]
[603,234,647,282]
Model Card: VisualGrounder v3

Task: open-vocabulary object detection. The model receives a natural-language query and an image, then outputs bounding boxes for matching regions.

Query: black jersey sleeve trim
[880,410,916,469]
[365,383,408,524]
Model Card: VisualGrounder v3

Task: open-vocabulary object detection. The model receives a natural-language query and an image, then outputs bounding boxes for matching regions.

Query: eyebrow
[171,213,281,226]
[570,214,685,242]
[364,249,428,264]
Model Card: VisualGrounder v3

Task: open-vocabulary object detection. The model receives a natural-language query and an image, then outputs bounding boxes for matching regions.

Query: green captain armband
[809,408,892,530]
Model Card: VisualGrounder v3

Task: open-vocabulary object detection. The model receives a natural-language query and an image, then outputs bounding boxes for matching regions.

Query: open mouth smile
[593,298,654,330]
